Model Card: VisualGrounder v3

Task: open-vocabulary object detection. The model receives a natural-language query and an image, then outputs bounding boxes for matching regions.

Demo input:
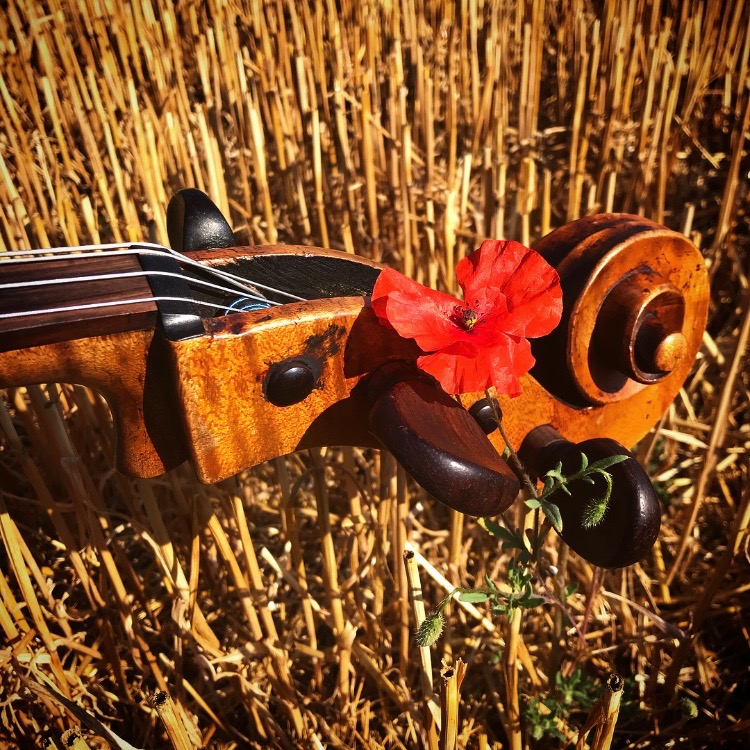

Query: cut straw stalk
[668,295,750,583]
[439,659,466,750]
[310,448,352,699]
[663,466,750,698]
[404,550,439,749]
[60,729,91,750]
[576,674,625,750]
[1,0,748,746]
[152,690,196,750]
[505,609,523,750]
[405,543,540,686]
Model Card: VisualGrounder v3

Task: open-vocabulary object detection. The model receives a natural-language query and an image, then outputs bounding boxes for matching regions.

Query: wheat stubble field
[0,1,749,748]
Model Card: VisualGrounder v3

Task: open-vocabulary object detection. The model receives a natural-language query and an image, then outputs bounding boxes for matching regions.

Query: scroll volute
[530,214,709,411]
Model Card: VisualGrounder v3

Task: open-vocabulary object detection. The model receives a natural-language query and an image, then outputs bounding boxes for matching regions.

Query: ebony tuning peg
[367,361,520,516]
[167,188,236,252]
[469,397,500,435]
[519,425,660,568]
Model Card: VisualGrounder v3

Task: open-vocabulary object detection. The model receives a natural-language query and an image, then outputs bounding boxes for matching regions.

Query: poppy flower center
[453,304,481,331]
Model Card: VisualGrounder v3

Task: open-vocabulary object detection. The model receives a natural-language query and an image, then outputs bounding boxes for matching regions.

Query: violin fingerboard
[191,252,381,307]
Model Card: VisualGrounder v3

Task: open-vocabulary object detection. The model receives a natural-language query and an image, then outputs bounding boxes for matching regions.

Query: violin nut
[264,357,320,407]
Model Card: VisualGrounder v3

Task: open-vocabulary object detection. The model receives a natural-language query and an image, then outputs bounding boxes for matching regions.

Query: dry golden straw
[1,1,749,748]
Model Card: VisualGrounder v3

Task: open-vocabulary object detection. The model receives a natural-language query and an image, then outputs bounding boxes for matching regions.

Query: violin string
[4,247,267,300]
[2,241,169,256]
[0,295,243,321]
[0,268,282,307]
[1,241,308,303]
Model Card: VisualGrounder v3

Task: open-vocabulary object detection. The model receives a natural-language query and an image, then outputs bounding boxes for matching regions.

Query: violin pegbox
[157,190,521,511]
[0,191,710,566]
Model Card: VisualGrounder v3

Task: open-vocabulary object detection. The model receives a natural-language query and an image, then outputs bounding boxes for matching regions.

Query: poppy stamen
[452,305,481,331]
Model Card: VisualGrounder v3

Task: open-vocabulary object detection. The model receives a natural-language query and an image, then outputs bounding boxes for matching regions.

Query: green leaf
[522,595,546,609]
[544,461,565,483]
[525,498,541,509]
[579,453,589,471]
[541,500,563,534]
[483,518,515,543]
[588,454,630,471]
[458,591,491,603]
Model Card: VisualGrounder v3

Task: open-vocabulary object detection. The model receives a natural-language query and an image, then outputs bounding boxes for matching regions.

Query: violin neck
[0,254,185,478]
[0,253,158,353]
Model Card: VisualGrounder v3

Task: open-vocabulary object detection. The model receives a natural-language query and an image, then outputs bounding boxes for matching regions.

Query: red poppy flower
[371,240,562,395]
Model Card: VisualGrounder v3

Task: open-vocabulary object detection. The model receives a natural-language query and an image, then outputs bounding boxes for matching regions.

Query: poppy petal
[371,268,463,350]
[417,342,492,395]
[372,268,499,351]
[457,240,562,338]
[488,336,536,397]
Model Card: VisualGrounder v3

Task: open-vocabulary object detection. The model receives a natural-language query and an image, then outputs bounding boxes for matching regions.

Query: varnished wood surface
[369,368,520,516]
[0,217,711,494]
[187,243,384,266]
[170,297,414,482]
[519,429,660,568]
[0,328,186,477]
[170,289,703,485]
[530,215,709,407]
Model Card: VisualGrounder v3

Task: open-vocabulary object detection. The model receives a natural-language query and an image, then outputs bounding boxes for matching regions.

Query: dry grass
[1,0,749,748]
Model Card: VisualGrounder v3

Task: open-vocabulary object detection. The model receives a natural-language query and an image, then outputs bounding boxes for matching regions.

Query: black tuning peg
[167,188,236,253]
[519,425,660,568]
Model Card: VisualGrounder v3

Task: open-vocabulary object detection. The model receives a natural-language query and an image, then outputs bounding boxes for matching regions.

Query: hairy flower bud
[415,612,444,648]
[680,697,698,720]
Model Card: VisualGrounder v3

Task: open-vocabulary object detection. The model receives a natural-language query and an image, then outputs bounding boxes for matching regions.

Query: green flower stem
[539,468,594,501]
[484,390,542,555]
[484,390,539,500]
[437,586,480,613]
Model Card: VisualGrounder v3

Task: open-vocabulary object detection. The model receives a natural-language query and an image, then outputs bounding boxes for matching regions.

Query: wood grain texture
[519,426,660,568]
[530,215,709,408]
[0,219,710,492]
[169,297,417,483]
[368,366,520,516]
[0,329,187,477]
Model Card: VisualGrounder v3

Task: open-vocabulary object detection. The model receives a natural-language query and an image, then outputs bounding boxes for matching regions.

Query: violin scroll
[0,190,708,568]
[519,425,660,568]
[530,214,708,407]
